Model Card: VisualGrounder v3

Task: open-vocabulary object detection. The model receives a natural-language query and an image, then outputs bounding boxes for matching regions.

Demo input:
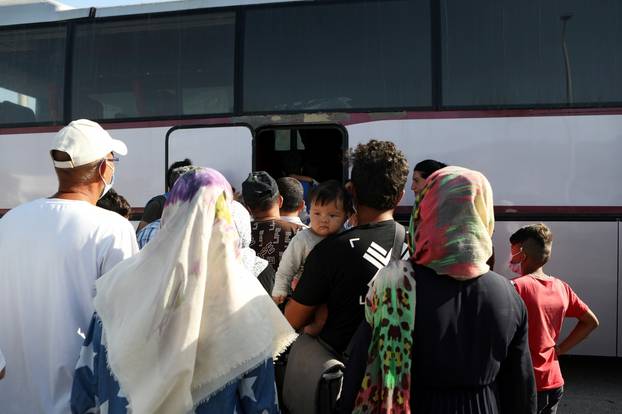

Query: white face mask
[508,260,522,275]
[99,159,115,200]
[508,250,524,275]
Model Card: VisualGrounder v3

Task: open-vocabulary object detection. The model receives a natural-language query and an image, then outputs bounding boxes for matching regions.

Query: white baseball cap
[51,119,128,168]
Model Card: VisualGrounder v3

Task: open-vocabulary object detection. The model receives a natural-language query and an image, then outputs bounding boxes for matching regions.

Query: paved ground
[558,356,622,413]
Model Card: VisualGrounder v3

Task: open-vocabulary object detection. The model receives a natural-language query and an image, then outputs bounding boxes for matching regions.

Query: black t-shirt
[292,220,400,353]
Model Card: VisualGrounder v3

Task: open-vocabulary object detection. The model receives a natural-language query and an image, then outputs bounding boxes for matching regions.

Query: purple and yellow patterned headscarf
[94,168,296,414]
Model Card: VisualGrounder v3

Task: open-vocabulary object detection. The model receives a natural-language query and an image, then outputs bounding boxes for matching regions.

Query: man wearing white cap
[0,119,138,414]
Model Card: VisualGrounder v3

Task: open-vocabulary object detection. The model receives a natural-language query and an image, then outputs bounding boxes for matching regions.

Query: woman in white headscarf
[71,167,296,414]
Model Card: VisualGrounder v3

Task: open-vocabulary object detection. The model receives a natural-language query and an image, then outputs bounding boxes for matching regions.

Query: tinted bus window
[441,0,622,107]
[243,0,431,112]
[72,13,235,120]
[0,25,65,125]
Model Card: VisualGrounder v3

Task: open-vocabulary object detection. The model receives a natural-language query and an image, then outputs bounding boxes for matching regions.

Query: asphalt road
[557,356,622,413]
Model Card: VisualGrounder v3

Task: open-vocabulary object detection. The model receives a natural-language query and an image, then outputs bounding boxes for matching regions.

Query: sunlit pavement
[558,356,622,413]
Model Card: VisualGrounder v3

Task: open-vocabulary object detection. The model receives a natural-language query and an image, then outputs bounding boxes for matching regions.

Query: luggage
[282,333,344,414]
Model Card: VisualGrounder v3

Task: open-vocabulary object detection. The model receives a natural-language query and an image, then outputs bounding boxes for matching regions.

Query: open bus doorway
[254,124,348,186]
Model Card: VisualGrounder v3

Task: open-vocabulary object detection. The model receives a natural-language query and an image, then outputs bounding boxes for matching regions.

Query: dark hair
[414,159,447,179]
[509,223,553,264]
[310,180,354,215]
[167,158,192,190]
[97,188,131,219]
[350,140,409,210]
[245,195,279,212]
[277,177,304,212]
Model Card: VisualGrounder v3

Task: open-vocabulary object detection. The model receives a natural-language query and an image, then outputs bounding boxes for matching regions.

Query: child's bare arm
[556,308,599,355]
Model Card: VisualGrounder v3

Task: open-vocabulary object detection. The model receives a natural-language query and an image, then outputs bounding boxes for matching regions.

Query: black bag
[282,333,344,414]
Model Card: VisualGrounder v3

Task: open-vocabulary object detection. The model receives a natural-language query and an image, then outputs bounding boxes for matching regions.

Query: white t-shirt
[0,198,138,414]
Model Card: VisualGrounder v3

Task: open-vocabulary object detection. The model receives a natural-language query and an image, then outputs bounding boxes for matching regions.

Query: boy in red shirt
[509,223,599,414]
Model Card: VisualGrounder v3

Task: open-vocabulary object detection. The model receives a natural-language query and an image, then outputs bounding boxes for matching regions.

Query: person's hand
[273,295,286,304]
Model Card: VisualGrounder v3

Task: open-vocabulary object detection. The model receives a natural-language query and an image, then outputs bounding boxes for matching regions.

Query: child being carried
[272,180,353,336]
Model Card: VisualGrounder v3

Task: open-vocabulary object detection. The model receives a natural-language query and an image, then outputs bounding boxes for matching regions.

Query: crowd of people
[0,119,599,414]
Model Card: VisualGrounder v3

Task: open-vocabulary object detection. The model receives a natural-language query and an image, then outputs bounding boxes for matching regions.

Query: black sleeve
[256,264,275,294]
[141,195,166,223]
[497,300,537,414]
[291,243,331,306]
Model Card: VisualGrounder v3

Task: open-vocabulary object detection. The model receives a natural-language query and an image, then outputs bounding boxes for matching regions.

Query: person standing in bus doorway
[0,119,138,414]
[510,224,599,414]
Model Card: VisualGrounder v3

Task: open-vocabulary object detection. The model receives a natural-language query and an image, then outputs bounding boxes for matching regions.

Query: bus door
[254,124,348,184]
[165,124,254,193]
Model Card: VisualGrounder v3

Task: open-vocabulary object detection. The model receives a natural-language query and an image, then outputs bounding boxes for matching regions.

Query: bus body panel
[0,131,58,206]
[346,115,622,208]
[166,125,253,194]
[1,115,620,357]
[7,113,622,210]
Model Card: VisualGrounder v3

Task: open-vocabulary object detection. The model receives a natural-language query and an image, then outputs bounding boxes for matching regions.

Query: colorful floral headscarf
[353,166,495,414]
[412,166,494,279]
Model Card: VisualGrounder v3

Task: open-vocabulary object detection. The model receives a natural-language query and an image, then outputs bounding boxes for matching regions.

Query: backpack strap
[391,221,406,262]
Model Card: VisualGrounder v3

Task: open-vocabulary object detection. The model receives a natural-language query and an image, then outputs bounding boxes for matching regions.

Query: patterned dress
[71,315,280,414]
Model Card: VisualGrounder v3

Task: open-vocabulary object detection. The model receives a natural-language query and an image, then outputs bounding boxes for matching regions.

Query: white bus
[1,0,621,357]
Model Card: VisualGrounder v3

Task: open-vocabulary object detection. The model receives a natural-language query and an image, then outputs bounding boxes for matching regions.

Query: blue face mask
[99,159,115,200]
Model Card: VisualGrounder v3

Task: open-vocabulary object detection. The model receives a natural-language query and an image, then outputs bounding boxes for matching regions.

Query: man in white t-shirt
[0,119,138,414]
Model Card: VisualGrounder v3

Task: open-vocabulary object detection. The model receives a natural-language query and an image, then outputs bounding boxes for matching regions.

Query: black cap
[242,171,279,206]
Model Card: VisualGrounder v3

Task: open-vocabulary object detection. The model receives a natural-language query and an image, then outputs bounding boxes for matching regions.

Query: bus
[1,0,621,357]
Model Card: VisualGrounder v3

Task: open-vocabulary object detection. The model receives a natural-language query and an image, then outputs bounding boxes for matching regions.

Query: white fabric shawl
[94,168,297,414]
[230,200,269,277]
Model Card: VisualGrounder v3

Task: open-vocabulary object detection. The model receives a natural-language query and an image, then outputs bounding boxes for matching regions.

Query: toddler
[272,180,352,335]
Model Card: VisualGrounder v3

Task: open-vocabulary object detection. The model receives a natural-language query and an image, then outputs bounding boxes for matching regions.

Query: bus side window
[79,98,104,121]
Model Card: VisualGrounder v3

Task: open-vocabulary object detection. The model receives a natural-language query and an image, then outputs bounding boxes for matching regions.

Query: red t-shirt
[512,275,589,391]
